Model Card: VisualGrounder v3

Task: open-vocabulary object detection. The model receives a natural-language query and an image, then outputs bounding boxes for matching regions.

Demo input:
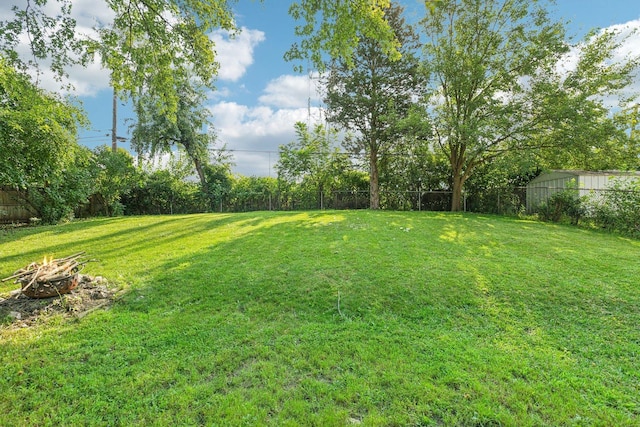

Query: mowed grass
[1,211,639,426]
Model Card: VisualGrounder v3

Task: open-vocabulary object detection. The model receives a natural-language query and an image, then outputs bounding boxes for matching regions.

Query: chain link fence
[12,184,633,221]
[217,190,464,213]
[216,188,538,214]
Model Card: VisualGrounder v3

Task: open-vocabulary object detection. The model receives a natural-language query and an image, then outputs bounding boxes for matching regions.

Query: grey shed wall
[525,170,640,212]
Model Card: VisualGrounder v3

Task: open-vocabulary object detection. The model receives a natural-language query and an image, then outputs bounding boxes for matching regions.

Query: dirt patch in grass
[0,274,118,328]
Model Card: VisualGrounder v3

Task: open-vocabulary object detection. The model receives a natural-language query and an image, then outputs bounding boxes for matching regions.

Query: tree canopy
[324,2,424,209]
[276,121,348,188]
[420,0,639,210]
[130,77,215,188]
[286,0,400,72]
[1,0,398,112]
[0,57,87,188]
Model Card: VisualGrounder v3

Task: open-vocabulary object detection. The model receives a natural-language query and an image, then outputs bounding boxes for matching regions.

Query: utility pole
[111,88,117,152]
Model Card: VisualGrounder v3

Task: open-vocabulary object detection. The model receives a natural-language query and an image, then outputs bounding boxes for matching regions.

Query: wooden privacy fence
[0,187,35,223]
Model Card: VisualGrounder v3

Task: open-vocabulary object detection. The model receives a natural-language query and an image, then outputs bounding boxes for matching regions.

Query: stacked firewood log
[1,252,87,298]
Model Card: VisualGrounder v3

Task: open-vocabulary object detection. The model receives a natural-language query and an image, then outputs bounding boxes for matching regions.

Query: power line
[210,147,420,159]
[77,136,112,141]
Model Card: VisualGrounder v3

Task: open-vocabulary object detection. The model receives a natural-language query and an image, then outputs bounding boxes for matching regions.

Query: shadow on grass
[2,211,639,425]
[0,214,263,280]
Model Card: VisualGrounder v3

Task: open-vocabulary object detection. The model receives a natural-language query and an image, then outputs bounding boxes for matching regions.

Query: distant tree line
[1,0,639,223]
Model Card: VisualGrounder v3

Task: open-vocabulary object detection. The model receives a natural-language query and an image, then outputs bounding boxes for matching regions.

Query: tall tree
[130,78,216,189]
[421,0,639,211]
[0,58,87,188]
[324,2,423,209]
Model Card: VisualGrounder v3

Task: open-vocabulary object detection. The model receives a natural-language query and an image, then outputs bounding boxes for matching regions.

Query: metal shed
[526,170,640,212]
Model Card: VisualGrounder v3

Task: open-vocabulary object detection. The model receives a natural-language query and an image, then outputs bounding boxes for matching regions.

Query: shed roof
[528,170,640,185]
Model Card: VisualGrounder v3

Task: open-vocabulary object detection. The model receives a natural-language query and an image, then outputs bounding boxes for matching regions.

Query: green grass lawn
[1,211,639,426]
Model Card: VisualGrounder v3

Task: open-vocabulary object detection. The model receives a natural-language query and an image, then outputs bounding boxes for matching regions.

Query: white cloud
[66,0,115,30]
[557,18,640,107]
[1,2,265,94]
[56,62,111,97]
[211,27,265,82]
[208,86,233,101]
[1,0,115,96]
[208,101,325,176]
[258,73,323,108]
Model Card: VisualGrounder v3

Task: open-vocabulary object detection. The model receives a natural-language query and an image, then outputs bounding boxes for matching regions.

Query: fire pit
[2,252,87,298]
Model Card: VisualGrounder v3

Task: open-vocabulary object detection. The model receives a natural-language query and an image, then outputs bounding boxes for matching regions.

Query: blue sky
[3,0,640,176]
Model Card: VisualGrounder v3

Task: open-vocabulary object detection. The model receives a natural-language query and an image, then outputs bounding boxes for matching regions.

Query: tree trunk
[193,157,207,188]
[451,173,464,212]
[369,148,380,210]
[449,144,468,212]
[450,159,472,212]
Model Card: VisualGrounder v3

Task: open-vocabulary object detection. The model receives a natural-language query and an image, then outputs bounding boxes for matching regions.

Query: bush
[22,149,95,224]
[123,170,207,215]
[584,178,640,237]
[203,164,232,212]
[90,147,141,217]
[538,188,584,225]
[227,176,279,212]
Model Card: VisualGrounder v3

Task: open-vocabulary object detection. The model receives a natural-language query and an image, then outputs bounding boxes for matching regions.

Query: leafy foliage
[0,58,91,223]
[123,171,207,215]
[537,187,584,225]
[286,0,400,72]
[584,178,640,237]
[0,58,87,189]
[226,176,279,212]
[203,163,233,211]
[324,2,425,209]
[130,78,218,188]
[0,0,85,83]
[22,147,96,224]
[276,122,371,210]
[420,0,639,211]
[90,146,142,217]
[89,0,238,118]
[278,123,347,187]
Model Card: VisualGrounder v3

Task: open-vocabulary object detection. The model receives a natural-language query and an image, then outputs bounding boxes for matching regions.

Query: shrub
[90,147,141,217]
[21,149,95,224]
[123,170,207,215]
[585,178,640,237]
[538,187,584,225]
